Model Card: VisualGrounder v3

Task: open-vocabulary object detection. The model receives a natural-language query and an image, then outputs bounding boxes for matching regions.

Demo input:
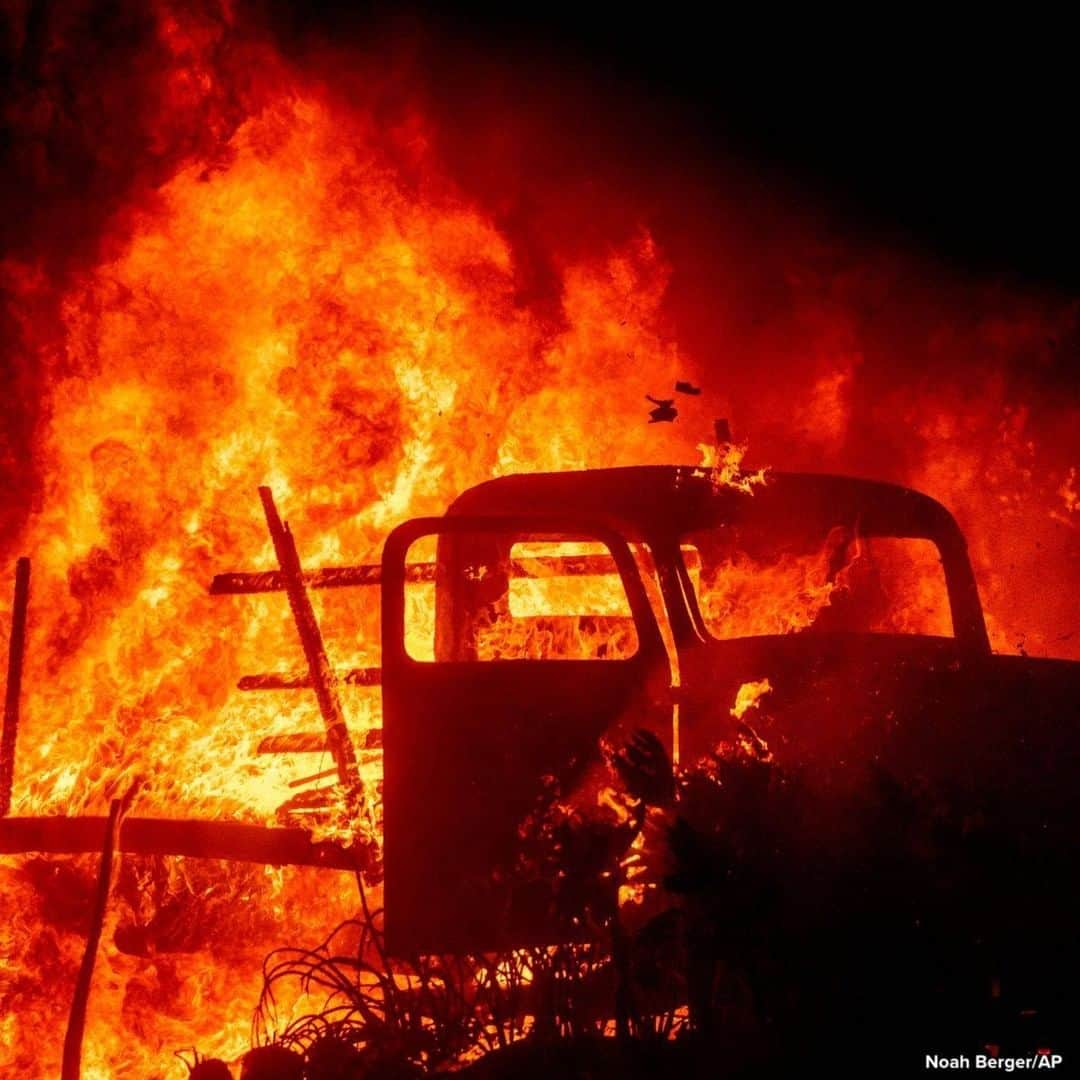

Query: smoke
[1,0,1077,655]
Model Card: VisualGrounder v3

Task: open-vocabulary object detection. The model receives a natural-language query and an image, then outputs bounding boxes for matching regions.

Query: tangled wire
[248,875,644,1076]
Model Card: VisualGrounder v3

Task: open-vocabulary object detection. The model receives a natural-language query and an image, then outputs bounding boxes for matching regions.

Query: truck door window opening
[404,534,641,661]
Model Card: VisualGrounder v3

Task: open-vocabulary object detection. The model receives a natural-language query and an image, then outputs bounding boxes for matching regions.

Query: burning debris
[0,2,1077,1077]
[644,396,677,424]
[0,557,29,819]
[3,457,1080,1074]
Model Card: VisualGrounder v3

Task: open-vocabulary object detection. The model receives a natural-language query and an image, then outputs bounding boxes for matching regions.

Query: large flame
[0,2,1076,1075]
[0,20,701,1077]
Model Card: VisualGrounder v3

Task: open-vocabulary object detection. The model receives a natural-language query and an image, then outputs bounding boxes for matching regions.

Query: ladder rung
[238,667,382,691]
[210,554,620,596]
[257,729,381,755]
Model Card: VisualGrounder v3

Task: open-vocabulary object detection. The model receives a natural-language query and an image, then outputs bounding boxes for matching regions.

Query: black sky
[269,2,1079,293]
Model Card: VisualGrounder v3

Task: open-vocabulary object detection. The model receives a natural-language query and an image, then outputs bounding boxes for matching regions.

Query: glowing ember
[730,679,773,720]
[694,438,767,495]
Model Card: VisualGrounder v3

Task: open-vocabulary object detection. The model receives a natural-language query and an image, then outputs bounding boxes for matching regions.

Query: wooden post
[257,487,362,814]
[0,557,30,817]
[61,796,124,1080]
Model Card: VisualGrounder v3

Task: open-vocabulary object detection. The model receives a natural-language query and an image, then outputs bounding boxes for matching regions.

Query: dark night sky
[2,2,1076,291]
[1,1,1076,542]
[269,3,1079,293]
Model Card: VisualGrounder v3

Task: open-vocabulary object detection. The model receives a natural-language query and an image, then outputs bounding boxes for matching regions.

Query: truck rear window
[682,529,953,640]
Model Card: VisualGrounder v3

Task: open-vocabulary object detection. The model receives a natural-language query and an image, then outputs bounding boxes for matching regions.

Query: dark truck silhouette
[3,467,1078,982]
[380,466,1080,1063]
[382,467,1079,956]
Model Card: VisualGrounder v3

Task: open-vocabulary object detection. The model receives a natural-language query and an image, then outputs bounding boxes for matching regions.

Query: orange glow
[0,47,702,1078]
[0,3,1077,1075]
[730,678,773,720]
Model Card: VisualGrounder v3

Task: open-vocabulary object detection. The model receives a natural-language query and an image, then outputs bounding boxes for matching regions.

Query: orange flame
[0,3,1077,1075]
[730,678,773,720]
[0,40,705,1080]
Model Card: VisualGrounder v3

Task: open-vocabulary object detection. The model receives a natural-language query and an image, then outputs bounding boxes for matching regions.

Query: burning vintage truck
[2,465,1078,987]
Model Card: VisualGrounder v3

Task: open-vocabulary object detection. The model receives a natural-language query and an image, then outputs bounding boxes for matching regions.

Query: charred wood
[0,557,30,817]
[0,815,366,870]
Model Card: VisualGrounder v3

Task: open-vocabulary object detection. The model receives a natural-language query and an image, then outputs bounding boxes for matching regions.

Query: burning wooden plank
[209,563,433,594]
[237,666,382,690]
[0,815,364,869]
[1,557,30,818]
[62,791,135,1080]
[210,554,619,595]
[257,487,362,812]
[256,732,328,754]
[256,729,381,754]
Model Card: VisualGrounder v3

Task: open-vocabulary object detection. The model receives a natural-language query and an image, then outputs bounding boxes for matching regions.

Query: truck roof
[447,466,963,547]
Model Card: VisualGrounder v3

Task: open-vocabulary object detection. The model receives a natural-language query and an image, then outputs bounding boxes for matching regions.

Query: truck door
[380,515,668,955]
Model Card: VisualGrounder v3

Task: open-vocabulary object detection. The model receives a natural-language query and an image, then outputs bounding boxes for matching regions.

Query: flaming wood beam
[257,729,381,754]
[61,797,124,1080]
[209,554,617,595]
[210,564,421,594]
[511,554,620,577]
[0,816,363,869]
[238,666,382,690]
[1,557,30,818]
[258,487,364,820]
[257,733,329,754]
[289,767,338,789]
